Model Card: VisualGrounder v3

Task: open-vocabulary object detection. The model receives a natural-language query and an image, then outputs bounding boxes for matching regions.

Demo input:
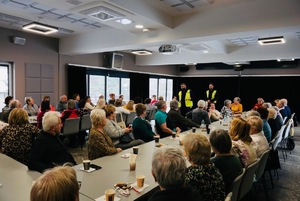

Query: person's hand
[176,127,181,133]
[116,148,122,153]
[125,128,132,133]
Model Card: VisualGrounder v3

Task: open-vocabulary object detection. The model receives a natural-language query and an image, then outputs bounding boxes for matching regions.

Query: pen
[132,187,140,194]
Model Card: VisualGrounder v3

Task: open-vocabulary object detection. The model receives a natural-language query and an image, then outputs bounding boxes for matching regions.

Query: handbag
[114,113,133,143]
[119,134,134,143]
[266,149,281,170]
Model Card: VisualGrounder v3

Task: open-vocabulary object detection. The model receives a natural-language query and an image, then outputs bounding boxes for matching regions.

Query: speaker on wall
[179,66,190,72]
[103,52,124,69]
[13,36,26,45]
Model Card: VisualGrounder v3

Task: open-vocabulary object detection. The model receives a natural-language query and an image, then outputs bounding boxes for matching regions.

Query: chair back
[272,124,286,150]
[282,116,287,124]
[255,149,270,181]
[62,117,80,135]
[80,114,91,131]
[238,160,260,200]
[225,192,233,201]
[126,112,136,125]
[228,168,245,201]
[282,119,293,140]
[115,112,126,123]
[148,108,157,121]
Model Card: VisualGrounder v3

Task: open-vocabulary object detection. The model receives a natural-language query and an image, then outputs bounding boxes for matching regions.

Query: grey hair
[152,146,186,189]
[170,100,179,110]
[67,99,76,109]
[224,99,231,106]
[156,100,166,110]
[197,100,206,108]
[90,109,106,128]
[42,111,61,131]
[9,99,21,109]
[60,95,67,100]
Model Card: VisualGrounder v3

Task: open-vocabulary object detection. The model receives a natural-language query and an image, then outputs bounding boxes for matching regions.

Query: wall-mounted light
[132,49,152,55]
[23,22,58,35]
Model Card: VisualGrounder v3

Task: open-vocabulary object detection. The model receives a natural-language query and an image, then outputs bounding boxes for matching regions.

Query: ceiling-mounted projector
[158,44,178,55]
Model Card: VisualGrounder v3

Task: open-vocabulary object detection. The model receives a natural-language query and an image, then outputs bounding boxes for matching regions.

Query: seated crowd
[0,93,295,201]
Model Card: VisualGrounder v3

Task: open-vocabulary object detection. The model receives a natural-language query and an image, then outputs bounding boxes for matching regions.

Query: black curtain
[67,65,86,100]
[129,73,149,103]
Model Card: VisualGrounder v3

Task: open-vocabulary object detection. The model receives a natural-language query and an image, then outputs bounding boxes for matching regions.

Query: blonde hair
[30,166,79,201]
[267,107,277,120]
[96,99,106,109]
[125,100,134,110]
[104,104,116,117]
[183,134,211,165]
[8,108,29,125]
[246,115,263,134]
[229,118,252,143]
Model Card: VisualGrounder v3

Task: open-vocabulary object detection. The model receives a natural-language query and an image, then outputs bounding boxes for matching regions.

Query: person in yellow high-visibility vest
[178,83,193,116]
[206,83,218,108]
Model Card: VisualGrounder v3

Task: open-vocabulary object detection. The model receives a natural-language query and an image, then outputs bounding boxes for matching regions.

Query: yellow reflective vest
[206,90,217,103]
[178,89,193,108]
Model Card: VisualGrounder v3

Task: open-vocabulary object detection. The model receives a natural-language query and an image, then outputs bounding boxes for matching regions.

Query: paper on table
[121,153,131,158]
[79,167,96,173]
[94,195,121,201]
[130,182,149,193]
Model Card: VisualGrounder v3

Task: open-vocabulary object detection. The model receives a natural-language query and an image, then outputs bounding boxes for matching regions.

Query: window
[121,78,130,102]
[0,63,12,110]
[149,77,173,101]
[89,75,105,104]
[87,70,130,104]
[107,77,120,101]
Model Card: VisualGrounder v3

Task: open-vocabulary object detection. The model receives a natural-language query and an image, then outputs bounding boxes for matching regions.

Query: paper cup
[129,154,137,171]
[105,189,115,201]
[192,127,196,133]
[136,175,145,188]
[133,146,139,154]
[83,160,91,170]
[154,135,160,143]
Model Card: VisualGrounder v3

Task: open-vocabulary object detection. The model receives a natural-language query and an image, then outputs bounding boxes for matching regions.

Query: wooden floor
[68,127,300,201]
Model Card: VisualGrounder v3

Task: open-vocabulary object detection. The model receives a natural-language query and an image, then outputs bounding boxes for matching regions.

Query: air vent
[80,6,124,21]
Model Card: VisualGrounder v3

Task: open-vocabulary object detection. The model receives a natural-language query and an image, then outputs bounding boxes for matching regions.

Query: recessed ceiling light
[22,22,58,35]
[116,18,132,25]
[258,36,285,45]
[132,49,152,55]
[143,28,149,32]
[135,24,144,29]
[203,50,208,53]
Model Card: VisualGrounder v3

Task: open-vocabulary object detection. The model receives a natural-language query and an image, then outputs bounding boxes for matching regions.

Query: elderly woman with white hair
[221,99,233,118]
[88,109,122,160]
[28,111,76,173]
[187,100,210,126]
[149,146,202,201]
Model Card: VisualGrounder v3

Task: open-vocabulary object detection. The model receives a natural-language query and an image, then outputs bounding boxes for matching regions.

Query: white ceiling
[0,0,299,66]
